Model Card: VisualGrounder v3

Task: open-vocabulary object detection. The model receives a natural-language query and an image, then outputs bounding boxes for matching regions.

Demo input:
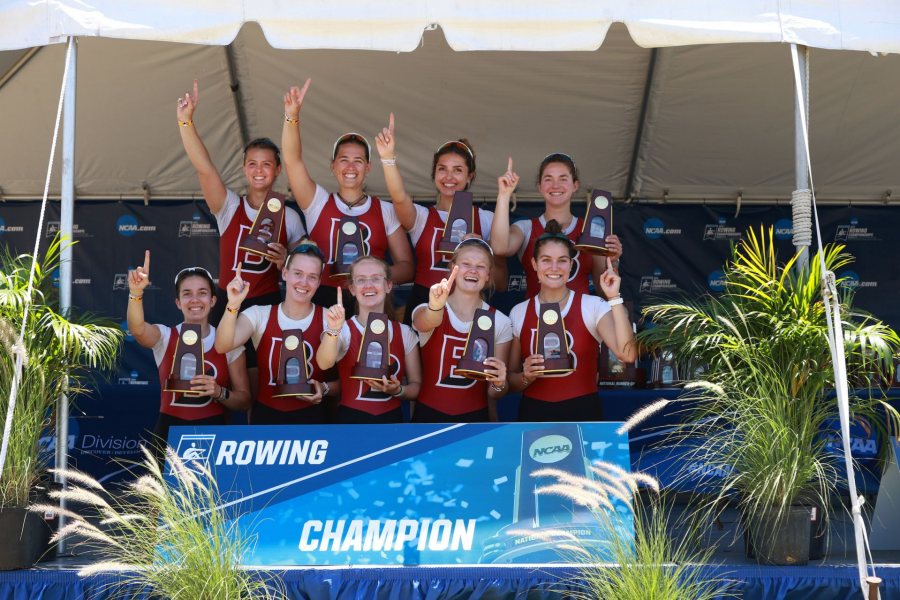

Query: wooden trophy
[274,329,314,397]
[165,323,205,394]
[456,308,495,380]
[351,313,391,382]
[438,191,475,254]
[332,216,365,279]
[535,303,574,375]
[238,194,285,257]
[598,301,642,387]
[575,189,613,256]
[650,350,679,388]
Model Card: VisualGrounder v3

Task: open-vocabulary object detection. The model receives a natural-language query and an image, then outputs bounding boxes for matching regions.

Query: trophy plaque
[650,350,679,388]
[238,194,285,257]
[575,189,613,256]
[351,312,391,381]
[456,308,495,380]
[437,191,475,254]
[535,303,574,375]
[274,329,314,397]
[165,323,205,394]
[332,216,365,279]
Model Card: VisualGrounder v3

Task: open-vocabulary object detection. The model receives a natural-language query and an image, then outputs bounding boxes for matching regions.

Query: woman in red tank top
[126,250,251,458]
[373,116,508,323]
[489,155,623,299]
[411,238,512,423]
[317,257,422,423]
[506,222,636,422]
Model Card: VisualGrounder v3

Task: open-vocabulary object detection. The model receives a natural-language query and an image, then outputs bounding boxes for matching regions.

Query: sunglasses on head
[437,140,474,159]
[290,243,325,261]
[332,132,372,161]
[542,152,577,169]
[173,266,213,284]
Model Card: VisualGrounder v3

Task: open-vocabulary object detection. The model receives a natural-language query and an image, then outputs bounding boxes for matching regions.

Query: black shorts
[410,402,489,424]
[518,392,603,422]
[336,405,404,424]
[210,287,283,368]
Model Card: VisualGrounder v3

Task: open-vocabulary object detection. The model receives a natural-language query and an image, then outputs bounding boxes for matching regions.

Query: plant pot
[746,505,812,565]
[0,506,50,570]
[744,503,826,561]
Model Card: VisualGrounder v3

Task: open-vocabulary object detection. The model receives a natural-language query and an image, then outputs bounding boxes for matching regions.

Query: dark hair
[174,267,215,297]
[536,152,578,185]
[243,138,281,167]
[348,256,395,318]
[432,139,476,187]
[287,242,325,273]
[533,220,576,260]
[333,133,371,162]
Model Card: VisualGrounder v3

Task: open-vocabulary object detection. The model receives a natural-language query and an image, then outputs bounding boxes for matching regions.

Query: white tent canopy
[1,1,900,204]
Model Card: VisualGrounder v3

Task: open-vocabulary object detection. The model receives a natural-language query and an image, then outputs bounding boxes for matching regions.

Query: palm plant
[0,236,122,507]
[636,226,900,561]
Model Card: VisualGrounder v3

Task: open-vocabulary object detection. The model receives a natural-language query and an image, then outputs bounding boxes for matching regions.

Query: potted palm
[0,236,122,569]
[637,227,899,565]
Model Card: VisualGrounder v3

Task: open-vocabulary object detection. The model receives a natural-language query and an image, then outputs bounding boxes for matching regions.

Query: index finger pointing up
[507,156,513,173]
[235,262,243,279]
[143,250,150,273]
[446,265,459,288]
[388,112,395,133]
[337,286,343,307]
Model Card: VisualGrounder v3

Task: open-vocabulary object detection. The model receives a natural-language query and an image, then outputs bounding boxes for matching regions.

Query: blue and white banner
[167,422,633,566]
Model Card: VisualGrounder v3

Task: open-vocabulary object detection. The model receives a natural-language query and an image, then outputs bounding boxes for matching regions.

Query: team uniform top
[240,303,329,412]
[514,216,591,297]
[409,204,494,288]
[214,189,306,297]
[509,293,610,402]
[151,324,243,420]
[332,317,419,415]
[413,301,513,416]
[303,184,402,283]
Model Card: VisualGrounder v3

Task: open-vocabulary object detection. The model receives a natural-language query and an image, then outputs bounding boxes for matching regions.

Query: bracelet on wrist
[128,294,143,302]
[391,384,404,398]
[521,373,532,387]
[490,382,506,393]
[325,328,341,337]
[178,120,193,128]
[427,304,443,312]
[225,306,239,314]
[380,157,397,166]
[284,114,299,125]
[608,296,624,307]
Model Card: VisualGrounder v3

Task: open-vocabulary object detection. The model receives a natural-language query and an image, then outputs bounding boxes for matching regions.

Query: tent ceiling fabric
[1,3,900,202]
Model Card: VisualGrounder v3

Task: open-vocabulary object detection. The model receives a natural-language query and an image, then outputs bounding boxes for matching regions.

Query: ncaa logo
[116,215,139,236]
[529,434,573,464]
[643,217,665,240]
[774,218,793,240]
[173,434,216,473]
[707,270,725,293]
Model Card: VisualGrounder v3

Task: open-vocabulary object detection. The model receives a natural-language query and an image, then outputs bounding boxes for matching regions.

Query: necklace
[339,192,367,209]
[537,288,570,306]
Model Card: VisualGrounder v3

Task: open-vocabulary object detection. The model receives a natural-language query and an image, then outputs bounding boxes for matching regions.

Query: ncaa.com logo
[643,217,682,240]
[0,217,24,235]
[838,270,877,290]
[774,218,793,240]
[529,434,573,464]
[707,270,726,293]
[116,215,156,237]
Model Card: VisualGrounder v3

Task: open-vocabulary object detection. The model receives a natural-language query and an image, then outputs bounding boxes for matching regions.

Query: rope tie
[791,189,812,247]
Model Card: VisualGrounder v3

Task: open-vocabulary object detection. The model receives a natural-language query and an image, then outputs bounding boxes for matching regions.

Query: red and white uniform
[303,184,401,283]
[413,302,513,416]
[409,204,494,288]
[333,317,418,415]
[214,190,306,297]
[514,216,591,298]
[241,303,329,413]
[510,292,609,402]
[152,324,243,420]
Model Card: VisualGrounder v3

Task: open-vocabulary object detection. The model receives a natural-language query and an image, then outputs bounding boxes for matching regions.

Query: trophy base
[437,240,462,255]
[164,378,203,395]
[273,382,315,398]
[574,241,613,256]
[456,359,491,380]
[238,238,274,258]
[536,356,575,376]
[351,365,389,382]
[330,266,352,280]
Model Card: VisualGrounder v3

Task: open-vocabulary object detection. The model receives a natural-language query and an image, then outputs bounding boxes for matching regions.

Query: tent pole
[624,48,659,201]
[55,35,77,555]
[794,45,810,272]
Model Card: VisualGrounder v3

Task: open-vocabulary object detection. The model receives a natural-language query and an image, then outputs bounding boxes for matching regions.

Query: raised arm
[489,158,525,257]
[177,80,228,214]
[596,264,637,362]
[316,287,346,370]
[375,113,416,231]
[126,250,161,349]
[412,266,457,333]
[214,264,255,353]
[281,79,317,210]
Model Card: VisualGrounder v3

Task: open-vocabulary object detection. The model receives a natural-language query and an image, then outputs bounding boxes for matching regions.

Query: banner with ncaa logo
[168,422,632,566]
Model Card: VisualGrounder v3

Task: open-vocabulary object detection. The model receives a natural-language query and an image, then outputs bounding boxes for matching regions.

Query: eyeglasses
[351,275,386,287]
[290,243,325,261]
[174,266,213,284]
[437,140,474,159]
[454,237,494,256]
[332,132,372,161]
